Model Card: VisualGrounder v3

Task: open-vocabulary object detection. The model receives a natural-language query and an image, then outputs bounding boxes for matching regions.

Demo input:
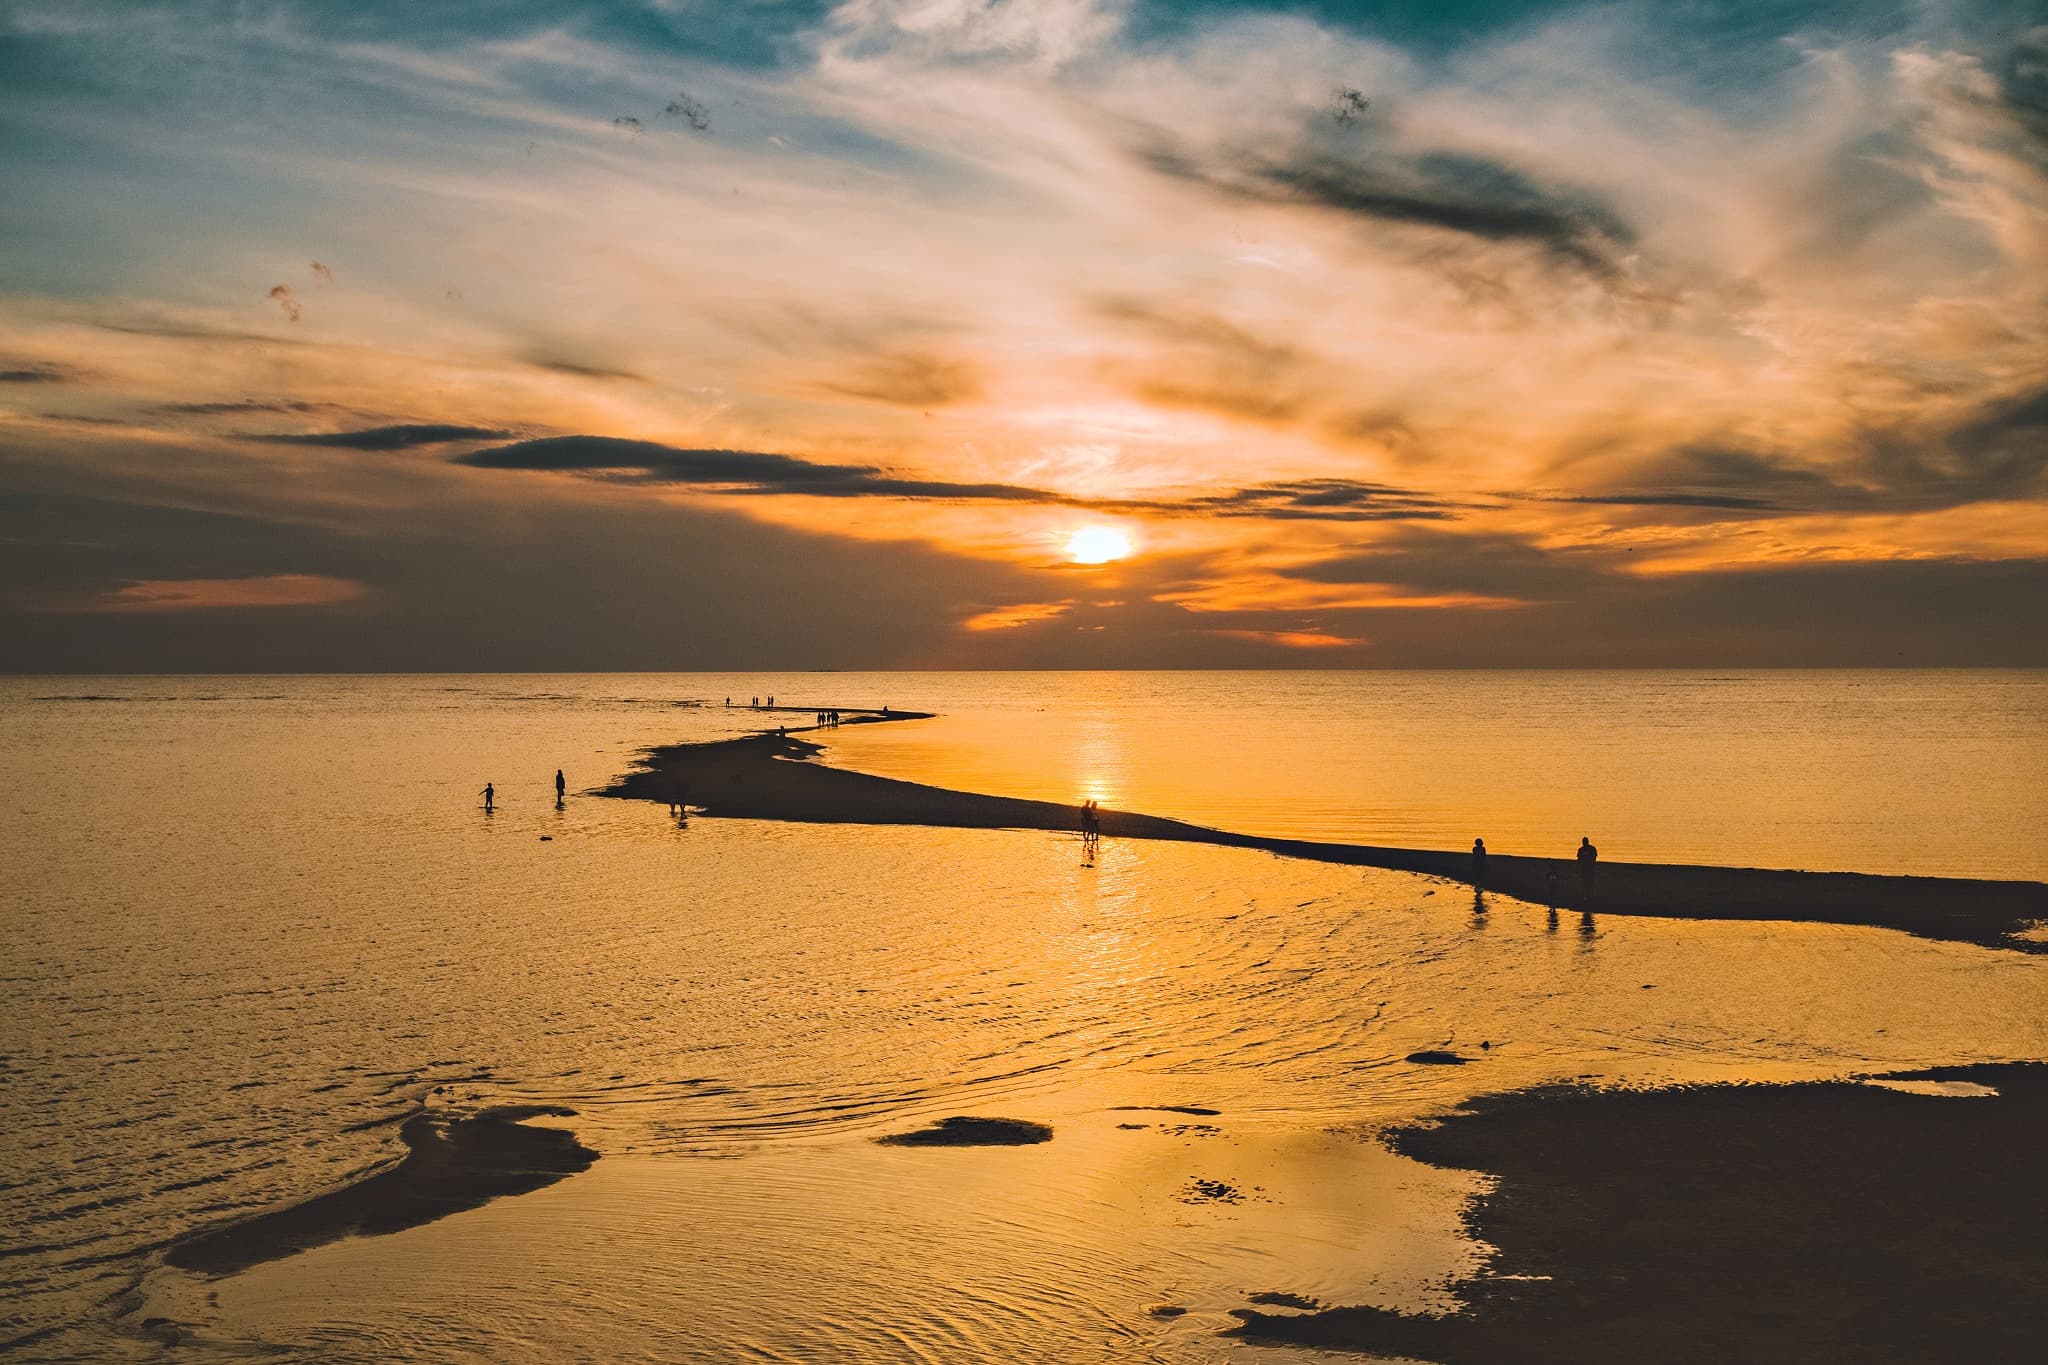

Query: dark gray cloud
[1135,478,1462,521]
[244,424,517,450]
[455,435,1462,520]
[96,320,307,345]
[455,436,1058,501]
[0,362,85,384]
[1141,143,1633,277]
[156,399,344,416]
[1284,526,1610,600]
[0,482,1060,672]
[1554,442,1878,517]
[525,356,650,383]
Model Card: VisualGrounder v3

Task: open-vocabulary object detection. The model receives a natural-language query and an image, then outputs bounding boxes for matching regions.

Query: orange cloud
[962,600,1072,631]
[1210,628,1363,649]
[94,574,368,612]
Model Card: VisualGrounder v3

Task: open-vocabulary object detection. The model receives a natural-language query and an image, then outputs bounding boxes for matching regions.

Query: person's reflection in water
[1579,909,1597,944]
[1471,886,1487,924]
[1547,906,1560,933]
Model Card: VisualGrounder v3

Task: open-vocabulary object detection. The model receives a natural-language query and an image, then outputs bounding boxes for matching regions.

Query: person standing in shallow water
[1577,836,1598,892]
[555,769,565,805]
[480,782,494,813]
[1470,837,1487,886]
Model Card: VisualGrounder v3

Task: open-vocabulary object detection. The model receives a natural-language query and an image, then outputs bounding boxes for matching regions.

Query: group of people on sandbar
[479,769,567,813]
[1469,835,1599,900]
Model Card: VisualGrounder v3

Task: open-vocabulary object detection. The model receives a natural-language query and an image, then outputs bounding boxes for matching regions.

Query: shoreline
[602,718,2047,951]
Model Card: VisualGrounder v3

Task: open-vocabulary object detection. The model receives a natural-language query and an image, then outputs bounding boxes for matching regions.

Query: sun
[1065,526,1132,565]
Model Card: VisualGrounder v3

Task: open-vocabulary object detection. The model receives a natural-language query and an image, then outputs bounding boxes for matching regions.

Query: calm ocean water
[3,671,2045,1359]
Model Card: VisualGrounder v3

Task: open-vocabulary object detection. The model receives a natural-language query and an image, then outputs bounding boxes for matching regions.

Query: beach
[5,672,2046,1361]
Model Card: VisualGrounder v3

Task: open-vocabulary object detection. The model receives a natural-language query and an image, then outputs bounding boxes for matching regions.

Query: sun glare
[1066,526,1132,565]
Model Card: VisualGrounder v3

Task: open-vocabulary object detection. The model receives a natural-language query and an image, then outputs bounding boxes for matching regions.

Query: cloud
[0,363,81,384]
[155,399,344,416]
[1208,626,1362,649]
[454,435,1464,520]
[1161,477,1462,521]
[90,574,369,613]
[815,349,982,407]
[963,600,1072,631]
[96,320,309,345]
[454,435,1059,501]
[244,424,518,450]
[1283,526,1613,602]
[524,357,650,383]
[1138,143,1635,278]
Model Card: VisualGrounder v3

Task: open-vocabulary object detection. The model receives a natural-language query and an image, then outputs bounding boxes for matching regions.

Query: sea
[4,671,2045,1361]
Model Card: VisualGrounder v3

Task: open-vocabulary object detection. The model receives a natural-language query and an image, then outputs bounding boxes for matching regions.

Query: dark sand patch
[1246,1290,1324,1311]
[1110,1105,1222,1116]
[875,1116,1053,1147]
[1228,1063,2048,1364]
[165,1105,596,1276]
[1147,1304,1190,1318]
[602,731,2047,951]
[1406,1050,1470,1066]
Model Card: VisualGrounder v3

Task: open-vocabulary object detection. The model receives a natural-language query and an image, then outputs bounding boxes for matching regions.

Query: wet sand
[1228,1063,2048,1364]
[165,1106,596,1276]
[603,727,2047,950]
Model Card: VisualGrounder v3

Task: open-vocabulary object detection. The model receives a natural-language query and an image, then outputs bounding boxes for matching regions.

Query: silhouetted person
[480,782,494,813]
[1079,799,1101,862]
[1470,837,1487,886]
[1577,836,1598,892]
[555,769,566,805]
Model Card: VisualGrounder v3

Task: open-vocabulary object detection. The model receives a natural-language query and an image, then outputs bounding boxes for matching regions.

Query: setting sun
[1066,526,1132,565]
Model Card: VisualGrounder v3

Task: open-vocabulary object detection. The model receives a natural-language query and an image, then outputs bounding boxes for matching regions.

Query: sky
[1,0,2044,670]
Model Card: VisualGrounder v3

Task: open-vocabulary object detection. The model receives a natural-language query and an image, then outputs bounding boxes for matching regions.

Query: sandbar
[602,726,2047,950]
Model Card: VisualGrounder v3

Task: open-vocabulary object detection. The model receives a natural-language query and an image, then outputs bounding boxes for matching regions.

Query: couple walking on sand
[1469,836,1599,893]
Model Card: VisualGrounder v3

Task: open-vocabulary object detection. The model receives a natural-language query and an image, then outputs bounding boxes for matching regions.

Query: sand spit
[165,1106,597,1276]
[603,729,2047,950]
[875,1116,1054,1146]
[1228,1063,2048,1364]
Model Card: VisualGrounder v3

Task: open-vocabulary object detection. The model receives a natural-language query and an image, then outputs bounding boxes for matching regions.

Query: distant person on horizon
[1577,837,1598,892]
[555,769,566,805]
[1470,838,1487,886]
[480,782,494,813]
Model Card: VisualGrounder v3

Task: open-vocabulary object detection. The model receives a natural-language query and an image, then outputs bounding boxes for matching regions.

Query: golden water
[3,673,2044,1360]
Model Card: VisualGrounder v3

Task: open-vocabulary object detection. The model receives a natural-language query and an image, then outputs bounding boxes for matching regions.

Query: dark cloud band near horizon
[450,435,1467,521]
